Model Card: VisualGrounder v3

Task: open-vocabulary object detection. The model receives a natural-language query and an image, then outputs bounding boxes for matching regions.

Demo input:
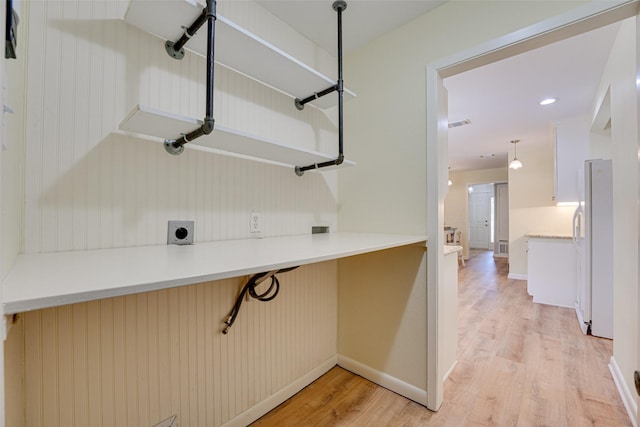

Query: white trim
[337,354,428,406]
[574,302,590,335]
[508,273,528,281]
[222,355,337,427]
[442,360,458,382]
[532,297,574,309]
[425,65,444,411]
[431,0,637,76]
[609,356,638,427]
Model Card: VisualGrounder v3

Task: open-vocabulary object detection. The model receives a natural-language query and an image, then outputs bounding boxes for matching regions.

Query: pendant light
[509,139,523,170]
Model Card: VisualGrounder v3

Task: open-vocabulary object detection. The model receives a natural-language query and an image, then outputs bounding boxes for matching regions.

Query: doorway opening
[425,0,639,413]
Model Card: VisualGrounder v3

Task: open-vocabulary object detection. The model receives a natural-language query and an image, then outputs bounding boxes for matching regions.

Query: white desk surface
[3,232,427,314]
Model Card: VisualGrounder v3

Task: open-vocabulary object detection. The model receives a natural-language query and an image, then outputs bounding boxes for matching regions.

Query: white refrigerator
[572,159,613,339]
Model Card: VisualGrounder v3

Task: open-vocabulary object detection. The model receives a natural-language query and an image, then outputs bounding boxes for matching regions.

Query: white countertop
[444,245,463,255]
[2,232,427,314]
[526,232,573,240]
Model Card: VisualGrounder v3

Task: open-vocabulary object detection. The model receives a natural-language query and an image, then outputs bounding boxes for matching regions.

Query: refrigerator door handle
[572,206,583,243]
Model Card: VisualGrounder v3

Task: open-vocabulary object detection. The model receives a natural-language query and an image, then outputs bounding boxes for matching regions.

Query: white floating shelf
[120,104,355,171]
[124,0,356,110]
[2,233,427,314]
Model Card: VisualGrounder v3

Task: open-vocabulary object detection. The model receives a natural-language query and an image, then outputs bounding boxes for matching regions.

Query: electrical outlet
[250,212,262,233]
[167,220,194,245]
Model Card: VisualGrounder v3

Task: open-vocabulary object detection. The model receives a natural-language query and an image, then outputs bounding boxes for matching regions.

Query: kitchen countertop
[444,245,463,255]
[526,232,573,239]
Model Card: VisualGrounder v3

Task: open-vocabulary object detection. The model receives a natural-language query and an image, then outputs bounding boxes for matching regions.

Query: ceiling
[445,21,620,172]
[255,0,447,55]
[255,1,622,172]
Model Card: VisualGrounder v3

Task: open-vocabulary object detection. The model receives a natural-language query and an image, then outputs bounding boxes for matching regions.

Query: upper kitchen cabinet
[554,118,589,203]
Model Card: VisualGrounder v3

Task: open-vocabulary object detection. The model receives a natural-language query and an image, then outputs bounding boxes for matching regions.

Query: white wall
[338,0,591,408]
[338,0,589,235]
[22,0,340,254]
[592,18,639,420]
[338,245,427,396]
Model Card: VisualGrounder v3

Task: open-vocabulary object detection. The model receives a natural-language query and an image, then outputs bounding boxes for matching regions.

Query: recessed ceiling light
[540,98,557,106]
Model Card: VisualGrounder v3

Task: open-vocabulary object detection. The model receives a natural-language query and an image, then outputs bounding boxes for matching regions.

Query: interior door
[468,190,491,249]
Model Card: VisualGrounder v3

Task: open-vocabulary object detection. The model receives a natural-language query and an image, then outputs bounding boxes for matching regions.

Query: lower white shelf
[120,104,355,172]
[2,232,426,314]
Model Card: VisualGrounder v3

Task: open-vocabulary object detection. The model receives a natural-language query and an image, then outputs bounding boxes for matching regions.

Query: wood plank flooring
[252,250,631,426]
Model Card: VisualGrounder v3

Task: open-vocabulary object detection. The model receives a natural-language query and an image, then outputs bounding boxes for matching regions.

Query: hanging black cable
[222,266,299,334]
[164,0,217,155]
[294,0,347,176]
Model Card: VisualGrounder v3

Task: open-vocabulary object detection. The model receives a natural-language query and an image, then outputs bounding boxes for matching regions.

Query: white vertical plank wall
[23,0,339,254]
[6,1,342,426]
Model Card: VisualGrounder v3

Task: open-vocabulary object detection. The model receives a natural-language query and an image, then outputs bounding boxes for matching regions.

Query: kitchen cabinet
[554,119,589,203]
[527,234,576,308]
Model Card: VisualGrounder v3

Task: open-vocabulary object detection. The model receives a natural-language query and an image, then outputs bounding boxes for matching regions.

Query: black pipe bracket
[162,0,217,155]
[294,0,347,176]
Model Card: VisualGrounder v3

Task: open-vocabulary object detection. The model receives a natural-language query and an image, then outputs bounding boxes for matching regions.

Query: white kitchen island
[526,232,577,308]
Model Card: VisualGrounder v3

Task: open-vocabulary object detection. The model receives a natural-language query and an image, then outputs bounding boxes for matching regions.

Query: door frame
[425,0,639,411]
[494,182,509,257]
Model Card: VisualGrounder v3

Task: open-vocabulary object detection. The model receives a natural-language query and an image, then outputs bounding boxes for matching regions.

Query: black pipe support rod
[294,84,338,111]
[295,155,344,176]
[165,9,208,60]
[294,0,347,176]
[164,0,217,155]
[164,117,215,155]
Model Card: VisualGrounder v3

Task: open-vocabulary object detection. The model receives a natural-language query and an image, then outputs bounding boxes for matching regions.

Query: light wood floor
[252,250,631,426]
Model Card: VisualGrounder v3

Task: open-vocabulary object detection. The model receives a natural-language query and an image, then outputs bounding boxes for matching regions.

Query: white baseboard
[443,360,458,382]
[507,273,527,281]
[532,296,574,309]
[574,302,589,335]
[609,356,638,427]
[337,354,428,406]
[222,355,337,427]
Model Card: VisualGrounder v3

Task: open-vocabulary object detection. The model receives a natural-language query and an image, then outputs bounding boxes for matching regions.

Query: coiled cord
[222,266,298,334]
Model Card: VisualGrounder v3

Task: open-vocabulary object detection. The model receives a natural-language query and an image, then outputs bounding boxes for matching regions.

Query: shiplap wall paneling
[17,262,337,427]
